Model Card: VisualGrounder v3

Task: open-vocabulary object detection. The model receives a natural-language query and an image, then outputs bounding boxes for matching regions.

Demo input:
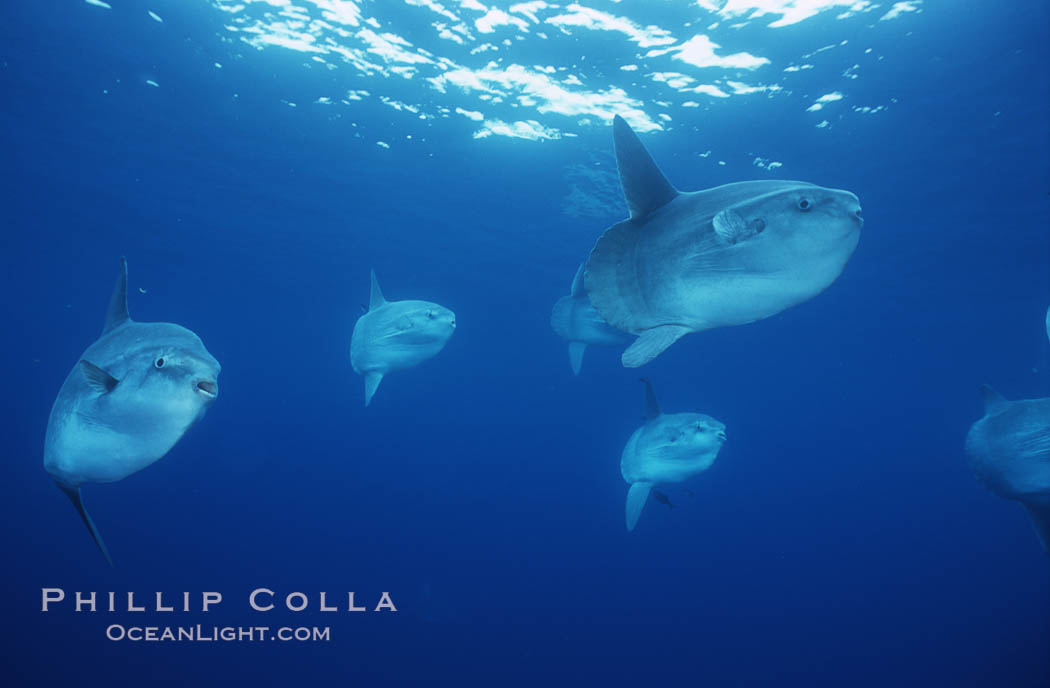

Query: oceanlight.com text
[105,624,331,642]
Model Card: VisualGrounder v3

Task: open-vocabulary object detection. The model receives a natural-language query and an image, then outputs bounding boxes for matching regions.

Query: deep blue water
[2,1,1048,686]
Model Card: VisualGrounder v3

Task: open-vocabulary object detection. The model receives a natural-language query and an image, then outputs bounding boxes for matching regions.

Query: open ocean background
[1,1,1048,685]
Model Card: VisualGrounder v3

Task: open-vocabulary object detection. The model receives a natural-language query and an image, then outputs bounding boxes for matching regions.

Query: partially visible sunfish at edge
[584,115,864,367]
[350,270,456,406]
[44,258,221,566]
[550,263,628,375]
[965,314,1050,555]
[620,379,726,531]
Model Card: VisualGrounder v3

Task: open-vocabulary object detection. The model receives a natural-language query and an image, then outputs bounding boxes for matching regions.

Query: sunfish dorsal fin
[613,115,678,220]
[80,360,119,394]
[102,257,130,335]
[979,385,1008,415]
[56,482,114,567]
[369,270,387,311]
[569,263,586,298]
[641,377,661,420]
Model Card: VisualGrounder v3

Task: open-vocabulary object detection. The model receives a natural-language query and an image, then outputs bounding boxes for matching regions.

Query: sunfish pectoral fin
[713,209,762,245]
[569,263,586,298]
[625,482,653,532]
[1022,503,1050,556]
[55,482,114,568]
[612,115,678,220]
[368,269,387,311]
[621,325,691,368]
[568,341,587,376]
[363,371,384,407]
[79,360,119,394]
[102,256,130,335]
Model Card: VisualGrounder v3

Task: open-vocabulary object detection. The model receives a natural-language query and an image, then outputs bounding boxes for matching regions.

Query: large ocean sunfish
[550,263,628,375]
[44,258,221,566]
[620,379,726,531]
[585,115,864,367]
[350,270,456,406]
[965,314,1050,555]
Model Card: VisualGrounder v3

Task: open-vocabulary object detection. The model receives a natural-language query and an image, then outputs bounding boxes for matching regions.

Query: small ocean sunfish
[620,379,726,531]
[350,270,456,406]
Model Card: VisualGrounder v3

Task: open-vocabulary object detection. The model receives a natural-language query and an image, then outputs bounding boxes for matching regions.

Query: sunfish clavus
[350,270,456,406]
[550,263,628,375]
[585,115,864,367]
[621,379,726,531]
[44,258,221,566]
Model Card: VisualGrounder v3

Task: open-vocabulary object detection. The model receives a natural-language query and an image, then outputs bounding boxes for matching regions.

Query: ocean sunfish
[550,263,628,375]
[966,385,1050,554]
[44,258,221,566]
[350,270,456,406]
[585,115,864,367]
[621,378,726,531]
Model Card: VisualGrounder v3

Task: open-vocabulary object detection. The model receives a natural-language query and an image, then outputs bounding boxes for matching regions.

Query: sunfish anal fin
[368,269,387,311]
[622,325,690,368]
[568,342,587,376]
[364,371,384,407]
[102,256,130,335]
[1022,503,1050,556]
[613,115,678,220]
[625,481,653,531]
[80,360,119,394]
[640,377,661,419]
[56,482,114,568]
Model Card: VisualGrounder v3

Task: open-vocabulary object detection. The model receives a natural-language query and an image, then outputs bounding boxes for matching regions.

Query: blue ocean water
[2,1,1048,685]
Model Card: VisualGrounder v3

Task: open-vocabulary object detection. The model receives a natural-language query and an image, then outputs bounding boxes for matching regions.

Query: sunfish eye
[154,357,165,369]
[797,198,812,212]
[427,310,436,320]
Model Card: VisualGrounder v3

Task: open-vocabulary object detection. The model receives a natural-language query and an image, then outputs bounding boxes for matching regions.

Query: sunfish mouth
[195,379,218,399]
[716,430,727,442]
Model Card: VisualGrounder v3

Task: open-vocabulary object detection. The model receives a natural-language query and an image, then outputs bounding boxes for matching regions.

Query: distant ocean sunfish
[350,270,456,406]
[585,115,864,367]
[550,263,628,375]
[44,259,221,566]
[620,379,726,531]
[966,386,1050,554]
[964,309,1050,555]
